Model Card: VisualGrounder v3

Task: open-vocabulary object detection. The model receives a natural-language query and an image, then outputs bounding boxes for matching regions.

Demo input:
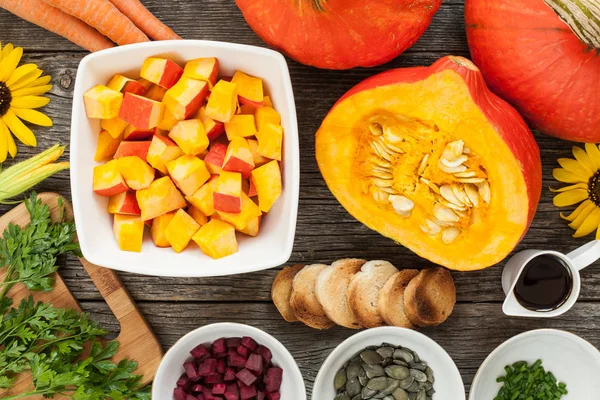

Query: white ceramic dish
[152,322,306,399]
[70,40,299,277]
[469,329,600,399]
[312,327,465,399]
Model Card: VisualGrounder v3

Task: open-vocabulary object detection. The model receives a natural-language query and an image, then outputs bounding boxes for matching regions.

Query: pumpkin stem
[545,0,600,48]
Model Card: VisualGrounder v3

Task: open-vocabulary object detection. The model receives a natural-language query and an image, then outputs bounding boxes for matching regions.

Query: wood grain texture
[0,0,599,397]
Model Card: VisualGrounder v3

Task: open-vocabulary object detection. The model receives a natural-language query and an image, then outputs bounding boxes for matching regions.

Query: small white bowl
[70,40,299,277]
[152,322,306,399]
[312,327,465,400]
[470,329,600,400]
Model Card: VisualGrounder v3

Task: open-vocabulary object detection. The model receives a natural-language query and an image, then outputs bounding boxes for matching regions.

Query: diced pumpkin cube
[107,74,146,95]
[114,141,152,161]
[251,160,282,212]
[123,124,155,141]
[151,212,175,247]
[157,107,181,131]
[137,78,153,90]
[93,160,128,196]
[164,209,200,253]
[101,117,128,139]
[163,77,209,120]
[224,115,257,140]
[238,104,256,115]
[136,176,187,221]
[113,214,144,252]
[205,80,238,123]
[108,190,141,215]
[205,143,227,175]
[115,156,155,190]
[84,85,123,119]
[255,107,281,130]
[169,119,209,155]
[231,71,264,107]
[147,135,183,174]
[213,171,242,213]
[166,155,211,196]
[140,57,183,89]
[196,106,224,141]
[248,178,257,197]
[222,137,254,179]
[256,123,283,161]
[145,84,168,102]
[238,215,261,237]
[94,130,121,162]
[263,96,273,107]
[247,139,269,167]
[183,57,219,88]
[217,192,262,230]
[188,206,208,226]
[119,93,164,129]
[186,176,218,216]
[192,219,238,259]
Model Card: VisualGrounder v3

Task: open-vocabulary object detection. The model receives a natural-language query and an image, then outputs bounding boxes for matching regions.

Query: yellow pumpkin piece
[186,177,218,216]
[217,192,262,230]
[255,107,281,131]
[113,214,144,252]
[263,96,273,108]
[231,70,264,107]
[83,85,123,119]
[169,119,209,156]
[188,206,208,226]
[165,209,201,253]
[238,215,261,237]
[256,123,283,161]
[136,176,187,221]
[101,117,128,139]
[205,80,238,123]
[151,212,176,247]
[192,219,238,259]
[247,139,270,167]
[251,160,282,212]
[94,130,121,162]
[224,114,257,140]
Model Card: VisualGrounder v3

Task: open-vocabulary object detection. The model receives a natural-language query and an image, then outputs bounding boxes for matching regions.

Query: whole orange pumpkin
[235,0,442,70]
[465,0,600,142]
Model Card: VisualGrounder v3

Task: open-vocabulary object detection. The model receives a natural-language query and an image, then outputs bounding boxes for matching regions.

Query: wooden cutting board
[0,192,163,398]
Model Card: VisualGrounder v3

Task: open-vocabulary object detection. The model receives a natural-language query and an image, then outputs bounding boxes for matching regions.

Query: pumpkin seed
[409,369,428,383]
[359,370,369,387]
[425,367,434,383]
[464,183,480,207]
[347,358,362,379]
[406,380,421,393]
[370,156,393,169]
[440,155,467,168]
[379,379,401,396]
[393,360,409,367]
[440,184,464,206]
[372,141,394,162]
[393,349,414,363]
[364,364,385,378]
[417,153,429,175]
[458,177,485,184]
[352,395,361,400]
[454,170,476,178]
[385,365,410,380]
[367,377,390,391]
[433,203,460,223]
[371,186,392,204]
[416,388,427,400]
[389,195,414,217]
[463,146,471,154]
[372,177,394,188]
[361,350,383,365]
[362,387,378,399]
[378,185,399,195]
[399,376,415,390]
[382,357,394,367]
[451,184,470,206]
[478,180,491,204]
[347,378,362,396]
[420,178,440,194]
[409,362,427,372]
[442,139,464,161]
[370,123,384,136]
[392,388,409,400]
[420,219,441,235]
[442,227,461,244]
[438,159,467,174]
[335,393,351,400]
[335,369,348,390]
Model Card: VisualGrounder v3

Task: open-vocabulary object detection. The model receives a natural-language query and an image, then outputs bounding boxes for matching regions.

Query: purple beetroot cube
[257,391,265,400]
[212,338,227,354]
[228,348,247,368]
[223,367,236,381]
[198,358,217,377]
[177,374,190,387]
[212,383,227,395]
[255,345,272,365]
[191,344,211,361]
[226,337,242,348]
[236,368,257,386]
[174,387,186,400]
[266,393,280,400]
[206,373,223,384]
[240,384,257,400]
[197,395,205,400]
[186,395,197,400]
[245,353,263,375]
[236,345,250,358]
[204,394,221,400]
[241,336,257,351]
[191,384,204,393]
[264,367,283,393]
[217,358,226,373]
[214,351,228,359]
[184,361,199,380]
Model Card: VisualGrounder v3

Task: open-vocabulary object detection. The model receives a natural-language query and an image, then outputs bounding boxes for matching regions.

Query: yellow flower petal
[12,108,52,127]
[585,143,600,171]
[9,96,50,109]
[572,146,597,174]
[5,64,39,88]
[2,110,36,147]
[558,158,594,179]
[561,199,594,221]
[550,183,588,193]
[573,207,600,237]
[553,168,587,183]
[1,43,13,61]
[7,68,43,92]
[0,121,7,164]
[568,201,596,228]
[0,120,16,158]
[30,75,52,87]
[553,189,589,207]
[11,85,52,98]
[0,46,23,82]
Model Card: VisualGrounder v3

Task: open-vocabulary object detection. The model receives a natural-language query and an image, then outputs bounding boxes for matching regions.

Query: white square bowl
[70,40,299,277]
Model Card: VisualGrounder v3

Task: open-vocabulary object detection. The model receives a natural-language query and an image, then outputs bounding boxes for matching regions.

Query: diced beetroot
[216,358,226,374]
[224,367,236,381]
[240,384,257,400]
[224,384,240,400]
[205,373,223,384]
[236,345,250,357]
[191,384,204,393]
[241,336,257,351]
[185,361,199,380]
[177,373,191,387]
[245,353,263,375]
[212,383,227,395]
[214,351,228,359]
[197,395,205,400]
[174,387,186,400]
[198,359,217,377]
[255,345,272,365]
[229,348,247,368]
[264,367,283,393]
[212,338,227,354]
[204,395,221,400]
[191,344,211,360]
[257,392,266,400]
[266,393,280,400]
[226,337,242,348]
[186,395,197,400]
[236,368,257,386]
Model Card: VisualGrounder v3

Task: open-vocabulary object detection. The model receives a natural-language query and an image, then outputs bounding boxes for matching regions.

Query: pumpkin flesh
[316,57,542,271]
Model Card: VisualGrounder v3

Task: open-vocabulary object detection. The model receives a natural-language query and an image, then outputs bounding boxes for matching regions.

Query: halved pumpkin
[316,56,542,271]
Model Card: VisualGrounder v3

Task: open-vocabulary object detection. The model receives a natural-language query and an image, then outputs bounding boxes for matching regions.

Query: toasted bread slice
[347,260,398,328]
[404,267,456,327]
[378,269,420,328]
[290,264,335,330]
[316,258,366,329]
[272,264,304,322]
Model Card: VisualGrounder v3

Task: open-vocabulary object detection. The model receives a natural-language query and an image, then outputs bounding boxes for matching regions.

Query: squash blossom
[0,42,53,163]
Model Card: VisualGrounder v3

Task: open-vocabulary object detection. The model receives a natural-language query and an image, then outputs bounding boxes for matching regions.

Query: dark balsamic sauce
[514,254,573,312]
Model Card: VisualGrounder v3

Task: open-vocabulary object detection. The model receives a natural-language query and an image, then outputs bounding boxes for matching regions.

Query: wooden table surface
[1,1,599,397]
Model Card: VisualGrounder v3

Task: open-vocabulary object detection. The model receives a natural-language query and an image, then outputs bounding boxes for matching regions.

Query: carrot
[109,0,181,41]
[0,0,114,52]
[42,0,149,45]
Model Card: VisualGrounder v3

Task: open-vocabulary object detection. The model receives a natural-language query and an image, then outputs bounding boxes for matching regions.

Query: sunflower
[552,143,600,238]
[0,42,53,164]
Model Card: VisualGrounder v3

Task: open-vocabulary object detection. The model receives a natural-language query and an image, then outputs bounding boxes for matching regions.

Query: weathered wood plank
[79,300,600,395]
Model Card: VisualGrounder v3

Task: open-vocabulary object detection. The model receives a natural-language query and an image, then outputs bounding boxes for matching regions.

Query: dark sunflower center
[0,82,11,117]
[588,171,600,206]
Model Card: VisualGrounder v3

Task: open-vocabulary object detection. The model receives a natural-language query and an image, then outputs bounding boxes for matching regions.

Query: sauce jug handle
[566,240,600,271]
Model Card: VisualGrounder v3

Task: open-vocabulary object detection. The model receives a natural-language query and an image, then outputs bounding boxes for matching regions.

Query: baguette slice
[378,269,420,328]
[316,258,366,329]
[290,264,335,330]
[347,260,398,328]
[272,264,304,322]
[404,267,456,327]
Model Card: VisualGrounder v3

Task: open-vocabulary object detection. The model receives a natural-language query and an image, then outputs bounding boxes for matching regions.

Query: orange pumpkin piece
[113,214,144,252]
[151,212,176,247]
[94,130,121,162]
[93,160,128,197]
[84,85,123,119]
[166,155,211,196]
[115,156,155,190]
[251,160,282,213]
[188,206,208,226]
[231,71,264,107]
[205,80,238,123]
[217,192,262,231]
[136,176,187,221]
[238,215,261,237]
[169,119,209,156]
[164,209,201,253]
[224,114,257,140]
[101,117,128,139]
[186,176,218,216]
[192,219,238,259]
[256,123,283,161]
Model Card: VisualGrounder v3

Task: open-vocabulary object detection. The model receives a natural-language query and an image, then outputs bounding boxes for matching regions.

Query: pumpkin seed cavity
[362,115,491,245]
